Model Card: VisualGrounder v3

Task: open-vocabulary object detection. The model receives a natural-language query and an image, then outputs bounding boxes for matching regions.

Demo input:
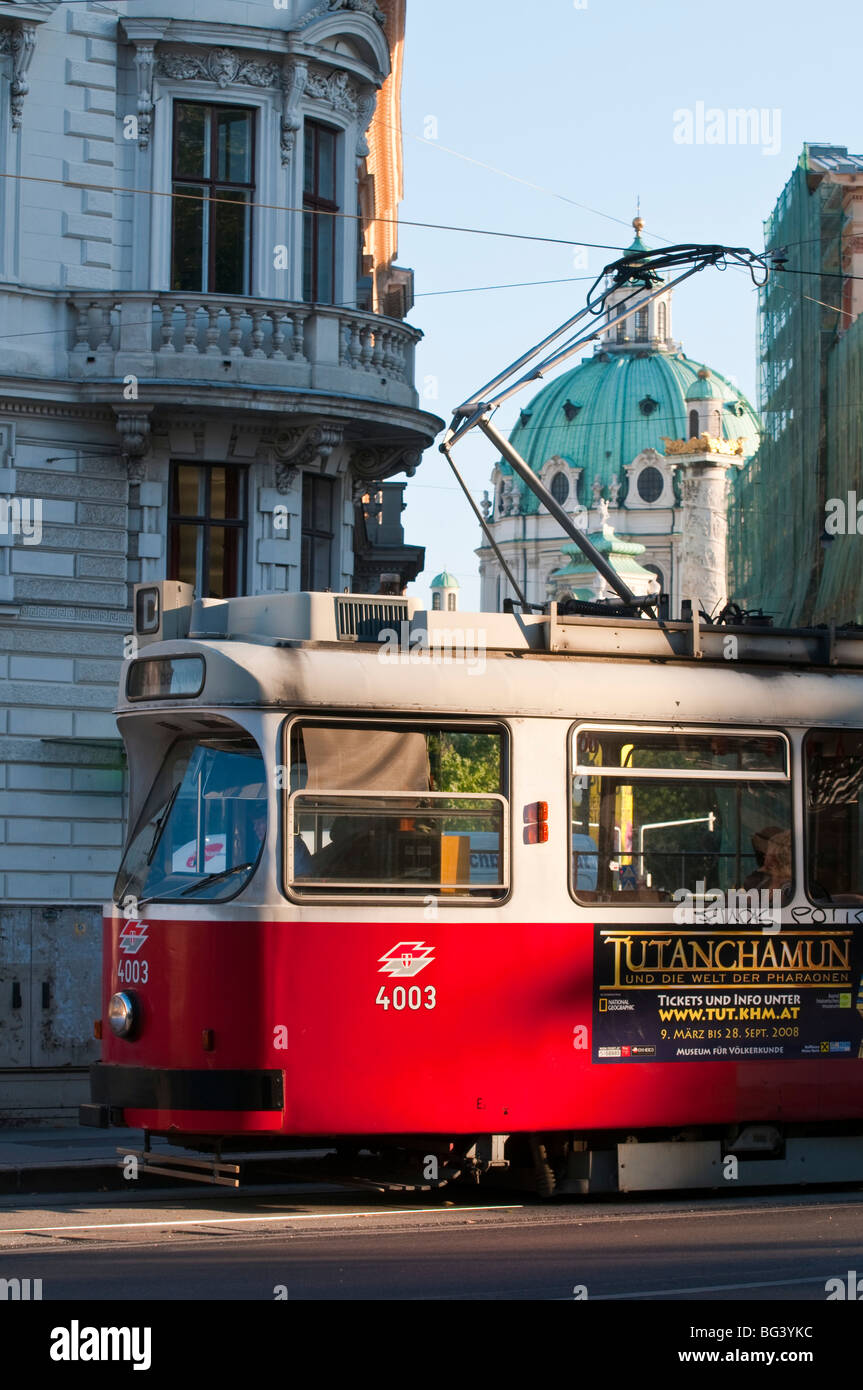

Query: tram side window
[805,729,863,903]
[114,735,267,906]
[287,723,507,898]
[570,728,792,906]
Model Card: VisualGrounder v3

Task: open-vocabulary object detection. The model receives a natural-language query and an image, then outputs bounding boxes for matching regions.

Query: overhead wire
[0,169,633,253]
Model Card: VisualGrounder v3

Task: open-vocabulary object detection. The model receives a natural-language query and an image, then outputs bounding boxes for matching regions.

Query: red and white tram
[82,585,863,1193]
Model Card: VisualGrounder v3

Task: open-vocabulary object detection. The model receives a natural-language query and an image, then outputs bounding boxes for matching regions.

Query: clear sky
[396,0,863,609]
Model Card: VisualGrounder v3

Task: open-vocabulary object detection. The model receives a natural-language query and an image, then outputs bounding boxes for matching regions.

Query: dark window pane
[303,125,315,196]
[638,466,664,503]
[315,215,335,304]
[216,108,252,183]
[314,478,333,531]
[302,211,314,302]
[224,466,243,521]
[213,190,250,296]
[169,465,247,600]
[175,103,208,178]
[222,523,242,596]
[172,103,254,297]
[312,537,330,590]
[550,472,569,505]
[172,186,205,292]
[318,128,336,201]
[805,730,863,902]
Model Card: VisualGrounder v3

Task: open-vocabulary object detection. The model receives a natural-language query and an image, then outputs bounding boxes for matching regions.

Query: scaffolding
[729,146,844,624]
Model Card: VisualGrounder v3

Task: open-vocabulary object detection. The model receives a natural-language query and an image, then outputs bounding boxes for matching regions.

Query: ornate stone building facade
[478,221,760,618]
[0,0,440,1116]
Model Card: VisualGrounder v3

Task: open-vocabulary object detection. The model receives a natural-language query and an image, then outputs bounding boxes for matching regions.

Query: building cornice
[0,395,115,424]
[0,2,58,24]
[72,380,443,441]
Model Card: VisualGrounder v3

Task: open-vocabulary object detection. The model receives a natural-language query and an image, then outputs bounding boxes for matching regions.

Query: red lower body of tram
[90,916,862,1148]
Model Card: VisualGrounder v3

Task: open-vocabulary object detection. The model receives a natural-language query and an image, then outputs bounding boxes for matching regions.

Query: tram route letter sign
[592,927,863,1063]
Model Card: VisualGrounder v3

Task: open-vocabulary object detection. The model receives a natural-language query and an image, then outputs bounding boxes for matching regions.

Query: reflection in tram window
[287,723,507,897]
[114,736,267,906]
[571,727,792,906]
[805,729,863,903]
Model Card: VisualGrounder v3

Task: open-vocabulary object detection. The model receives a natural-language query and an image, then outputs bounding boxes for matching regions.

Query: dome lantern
[602,217,674,353]
[430,568,460,613]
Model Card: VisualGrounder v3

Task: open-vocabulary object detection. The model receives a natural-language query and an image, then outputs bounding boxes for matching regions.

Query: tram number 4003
[376,985,436,1012]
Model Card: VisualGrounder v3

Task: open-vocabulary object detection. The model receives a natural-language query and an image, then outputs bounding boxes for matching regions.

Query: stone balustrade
[64,293,421,405]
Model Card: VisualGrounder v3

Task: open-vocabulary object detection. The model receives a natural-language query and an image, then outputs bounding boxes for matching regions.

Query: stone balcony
[68,293,422,409]
[0,286,424,413]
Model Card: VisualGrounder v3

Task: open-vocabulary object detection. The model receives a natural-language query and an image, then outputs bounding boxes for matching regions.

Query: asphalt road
[1,1186,862,1301]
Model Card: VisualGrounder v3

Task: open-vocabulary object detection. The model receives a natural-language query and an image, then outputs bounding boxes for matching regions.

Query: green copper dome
[430,569,460,589]
[501,350,760,513]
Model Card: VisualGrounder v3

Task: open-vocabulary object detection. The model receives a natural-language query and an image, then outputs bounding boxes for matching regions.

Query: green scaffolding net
[729,145,863,626]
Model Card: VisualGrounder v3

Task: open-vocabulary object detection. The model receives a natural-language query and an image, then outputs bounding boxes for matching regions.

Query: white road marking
[588,1274,829,1300]
[0,1204,522,1237]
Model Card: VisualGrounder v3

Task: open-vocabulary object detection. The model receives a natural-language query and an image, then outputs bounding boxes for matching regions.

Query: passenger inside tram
[571,728,792,906]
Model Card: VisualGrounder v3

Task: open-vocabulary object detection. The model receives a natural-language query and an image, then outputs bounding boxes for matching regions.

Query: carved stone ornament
[280,58,308,167]
[158,48,279,89]
[114,408,153,477]
[355,85,376,158]
[133,42,156,150]
[298,0,386,30]
[352,445,421,481]
[0,22,37,132]
[306,68,358,117]
[271,422,345,492]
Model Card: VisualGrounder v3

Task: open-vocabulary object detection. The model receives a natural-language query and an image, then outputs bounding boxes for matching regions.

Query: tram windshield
[571,728,792,906]
[114,735,267,906]
[287,722,507,897]
[805,729,863,903]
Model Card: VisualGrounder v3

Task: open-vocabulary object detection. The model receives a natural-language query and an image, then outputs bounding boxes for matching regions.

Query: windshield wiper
[179,861,255,897]
[145,783,182,866]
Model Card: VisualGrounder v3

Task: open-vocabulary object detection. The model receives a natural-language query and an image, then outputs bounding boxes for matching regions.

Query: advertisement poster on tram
[592,927,863,1062]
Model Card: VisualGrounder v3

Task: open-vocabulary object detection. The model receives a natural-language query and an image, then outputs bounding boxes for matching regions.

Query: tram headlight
[108,992,137,1039]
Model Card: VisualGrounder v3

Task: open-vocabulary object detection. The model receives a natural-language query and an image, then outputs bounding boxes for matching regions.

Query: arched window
[643,563,665,593]
[432,592,442,611]
[689,409,700,439]
[657,302,667,340]
[447,593,456,612]
[550,472,569,506]
[712,409,721,436]
[636,308,649,341]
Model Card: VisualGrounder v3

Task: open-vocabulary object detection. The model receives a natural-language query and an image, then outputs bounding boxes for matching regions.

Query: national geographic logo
[599,930,852,990]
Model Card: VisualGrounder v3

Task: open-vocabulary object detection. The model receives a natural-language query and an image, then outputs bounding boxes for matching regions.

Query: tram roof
[119,588,863,725]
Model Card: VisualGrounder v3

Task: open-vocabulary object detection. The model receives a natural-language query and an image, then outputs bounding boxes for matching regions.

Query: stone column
[675,450,740,618]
